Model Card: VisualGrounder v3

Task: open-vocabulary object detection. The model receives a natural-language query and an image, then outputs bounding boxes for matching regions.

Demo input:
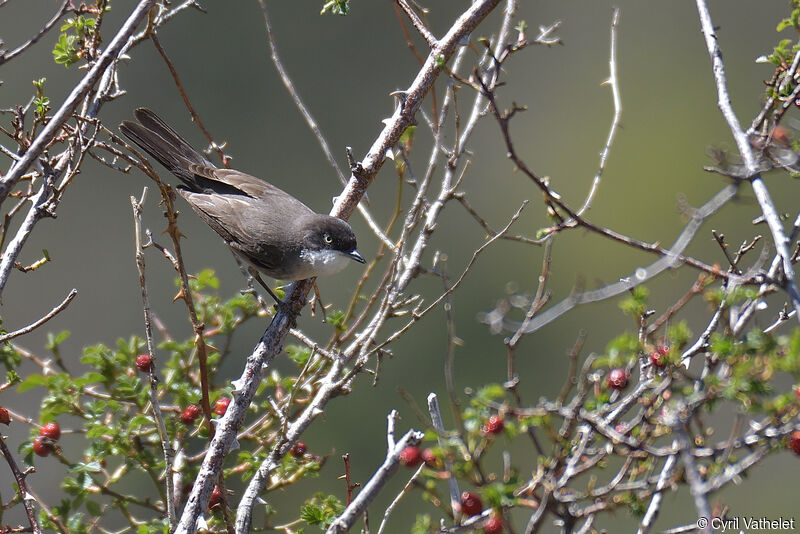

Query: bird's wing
[186,166,315,213]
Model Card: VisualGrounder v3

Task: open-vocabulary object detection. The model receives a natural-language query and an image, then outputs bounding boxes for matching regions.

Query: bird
[120,108,365,309]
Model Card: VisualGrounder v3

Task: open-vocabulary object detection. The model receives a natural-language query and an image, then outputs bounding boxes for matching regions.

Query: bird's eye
[323,233,333,244]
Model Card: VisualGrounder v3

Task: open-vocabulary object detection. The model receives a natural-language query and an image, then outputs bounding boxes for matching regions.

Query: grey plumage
[120,108,364,283]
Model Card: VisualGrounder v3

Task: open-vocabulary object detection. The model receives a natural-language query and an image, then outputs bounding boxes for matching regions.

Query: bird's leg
[310,279,329,322]
[248,267,292,316]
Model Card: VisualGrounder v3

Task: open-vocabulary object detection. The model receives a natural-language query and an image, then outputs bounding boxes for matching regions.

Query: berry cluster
[33,422,61,457]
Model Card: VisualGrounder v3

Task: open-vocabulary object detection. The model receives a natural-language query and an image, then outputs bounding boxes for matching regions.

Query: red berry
[32,436,50,457]
[790,430,800,456]
[483,515,503,534]
[213,397,231,417]
[39,422,61,441]
[422,448,438,467]
[208,486,223,510]
[607,368,629,390]
[773,125,791,146]
[482,414,505,435]
[649,351,666,368]
[399,446,423,467]
[795,386,800,401]
[135,354,152,372]
[181,404,201,425]
[460,491,483,517]
[290,441,307,458]
[0,406,9,425]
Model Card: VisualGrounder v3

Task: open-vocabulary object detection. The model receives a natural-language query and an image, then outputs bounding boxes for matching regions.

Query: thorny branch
[177,1,505,532]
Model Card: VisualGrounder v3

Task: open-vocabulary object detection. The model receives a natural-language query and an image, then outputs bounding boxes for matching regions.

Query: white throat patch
[298,249,352,279]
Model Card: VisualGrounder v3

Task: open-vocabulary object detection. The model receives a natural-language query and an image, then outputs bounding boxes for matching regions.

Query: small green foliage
[515,20,528,34]
[603,332,641,367]
[274,447,321,481]
[300,492,344,529]
[61,15,96,35]
[191,268,220,291]
[615,491,647,517]
[53,14,96,67]
[483,481,518,510]
[399,125,416,145]
[320,0,349,15]
[286,344,312,367]
[412,514,434,534]
[777,5,800,32]
[326,309,347,331]
[474,383,506,404]
[618,286,649,319]
[0,339,22,371]
[435,54,446,68]
[667,321,692,349]
[6,369,21,386]
[52,33,80,67]
[45,330,70,352]
[32,78,50,118]
[710,332,736,359]
[137,520,170,534]
[766,38,800,69]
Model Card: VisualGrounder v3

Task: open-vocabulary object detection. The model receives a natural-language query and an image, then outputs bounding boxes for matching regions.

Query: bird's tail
[120,108,213,188]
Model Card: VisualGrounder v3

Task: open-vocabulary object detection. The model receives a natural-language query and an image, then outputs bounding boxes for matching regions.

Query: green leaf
[618,286,649,319]
[286,345,312,367]
[320,0,349,15]
[412,514,433,534]
[300,493,344,528]
[17,374,46,392]
[777,18,793,31]
[195,269,220,290]
[46,330,71,351]
[129,414,154,429]
[85,500,102,517]
[52,33,80,67]
[326,310,347,332]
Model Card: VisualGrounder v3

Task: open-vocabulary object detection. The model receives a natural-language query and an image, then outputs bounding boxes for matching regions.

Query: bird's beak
[347,249,366,264]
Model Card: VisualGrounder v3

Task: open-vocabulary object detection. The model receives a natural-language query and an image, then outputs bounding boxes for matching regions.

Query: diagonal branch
[0,0,70,66]
[396,0,437,48]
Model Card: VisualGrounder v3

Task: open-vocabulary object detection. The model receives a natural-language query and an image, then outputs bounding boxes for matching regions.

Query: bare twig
[256,0,393,249]
[130,188,176,529]
[396,0,437,48]
[0,435,42,534]
[149,32,230,166]
[0,288,77,343]
[428,393,460,517]
[577,7,621,216]
[326,428,424,534]
[0,0,70,66]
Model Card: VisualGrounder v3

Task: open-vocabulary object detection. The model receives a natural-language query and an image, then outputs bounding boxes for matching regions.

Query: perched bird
[120,108,365,307]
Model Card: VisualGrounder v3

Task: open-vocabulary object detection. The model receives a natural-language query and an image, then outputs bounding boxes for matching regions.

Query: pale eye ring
[323,233,333,244]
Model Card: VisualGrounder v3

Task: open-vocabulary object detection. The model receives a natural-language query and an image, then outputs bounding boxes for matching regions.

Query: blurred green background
[1,1,798,531]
